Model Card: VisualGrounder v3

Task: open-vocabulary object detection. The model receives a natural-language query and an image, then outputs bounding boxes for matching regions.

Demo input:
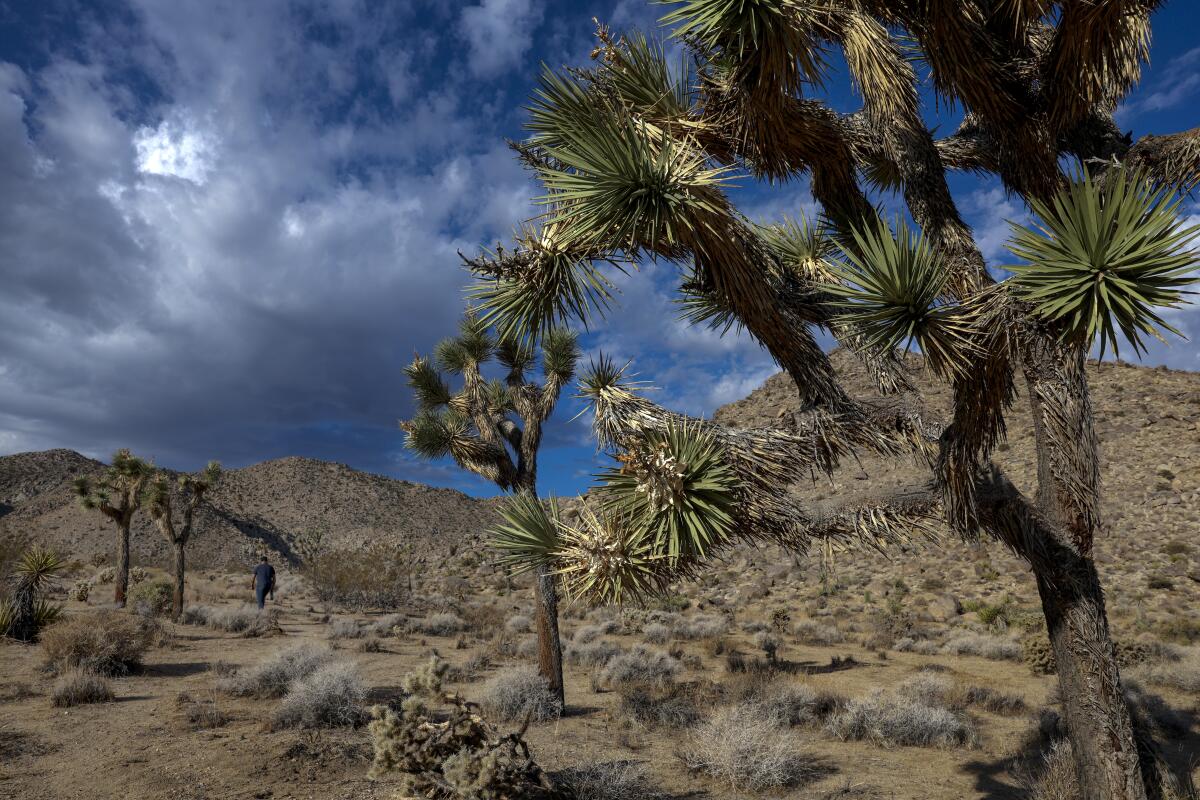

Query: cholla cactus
[368,657,557,800]
[73,449,154,608]
[468,5,1200,796]
[144,461,221,619]
[400,311,579,711]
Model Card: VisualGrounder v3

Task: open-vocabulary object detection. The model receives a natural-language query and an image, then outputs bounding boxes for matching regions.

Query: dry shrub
[565,639,620,668]
[505,614,532,634]
[217,643,334,698]
[272,661,365,729]
[1128,647,1200,694]
[327,619,365,639]
[599,646,680,690]
[680,702,822,791]
[176,691,229,729]
[129,580,173,616]
[41,611,153,675]
[479,666,561,722]
[305,543,410,611]
[618,682,717,729]
[671,614,728,641]
[556,760,666,800]
[794,620,845,646]
[181,604,280,636]
[825,687,978,748]
[893,637,941,655]
[940,631,1020,661]
[727,674,846,727]
[411,613,466,636]
[573,621,619,643]
[50,668,113,707]
[369,614,405,637]
[643,622,670,644]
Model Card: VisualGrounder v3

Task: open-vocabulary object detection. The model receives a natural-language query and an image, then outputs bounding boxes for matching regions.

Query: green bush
[130,580,173,616]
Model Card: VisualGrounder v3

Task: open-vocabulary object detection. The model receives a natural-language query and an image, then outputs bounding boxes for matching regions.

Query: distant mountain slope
[0,452,497,571]
[713,349,1200,615]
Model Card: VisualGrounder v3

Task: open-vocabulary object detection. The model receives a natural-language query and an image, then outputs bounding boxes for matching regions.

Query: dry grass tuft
[50,668,113,707]
[272,661,365,729]
[217,644,335,698]
[479,665,562,722]
[600,646,681,690]
[40,611,153,676]
[680,702,824,790]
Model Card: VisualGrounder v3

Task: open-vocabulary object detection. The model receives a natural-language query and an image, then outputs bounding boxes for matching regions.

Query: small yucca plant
[2,545,65,641]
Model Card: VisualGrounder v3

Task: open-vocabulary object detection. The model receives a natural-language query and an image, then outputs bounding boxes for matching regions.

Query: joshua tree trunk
[172,540,187,620]
[1022,343,1146,800]
[534,563,564,707]
[115,521,131,609]
[9,587,35,642]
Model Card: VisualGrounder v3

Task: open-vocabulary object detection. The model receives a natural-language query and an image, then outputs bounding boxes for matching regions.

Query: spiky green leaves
[826,217,977,379]
[404,356,452,411]
[1007,169,1199,358]
[554,506,663,604]
[660,0,827,97]
[12,546,64,592]
[529,70,733,254]
[594,31,693,123]
[491,491,562,575]
[434,314,495,375]
[467,225,623,340]
[757,214,838,283]
[540,328,580,384]
[487,424,739,605]
[597,422,737,565]
[402,409,471,461]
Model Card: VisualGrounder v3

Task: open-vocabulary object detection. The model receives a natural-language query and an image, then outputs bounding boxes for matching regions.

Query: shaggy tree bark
[533,564,564,708]
[115,520,132,608]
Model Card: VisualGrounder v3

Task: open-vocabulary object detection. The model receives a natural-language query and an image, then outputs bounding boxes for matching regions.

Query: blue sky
[0,0,1197,498]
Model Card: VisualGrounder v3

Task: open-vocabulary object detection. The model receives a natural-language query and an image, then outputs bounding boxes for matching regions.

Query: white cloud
[134,113,219,183]
[460,0,543,77]
[963,186,1028,268]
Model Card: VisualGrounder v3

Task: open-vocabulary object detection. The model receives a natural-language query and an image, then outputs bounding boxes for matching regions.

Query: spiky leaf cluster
[596,421,737,565]
[491,492,562,575]
[1007,169,1199,358]
[73,449,154,515]
[825,217,977,379]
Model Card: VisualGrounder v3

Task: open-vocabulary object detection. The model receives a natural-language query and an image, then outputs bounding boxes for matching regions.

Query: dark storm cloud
[0,0,541,482]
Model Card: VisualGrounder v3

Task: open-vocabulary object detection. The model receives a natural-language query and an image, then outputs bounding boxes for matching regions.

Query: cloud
[963,185,1028,269]
[0,2,532,488]
[1117,45,1200,122]
[460,0,543,77]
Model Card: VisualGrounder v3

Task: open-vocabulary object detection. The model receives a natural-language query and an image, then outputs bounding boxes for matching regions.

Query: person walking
[251,555,276,610]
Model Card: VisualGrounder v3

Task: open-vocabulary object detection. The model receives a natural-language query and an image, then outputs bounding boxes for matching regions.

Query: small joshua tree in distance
[73,449,154,608]
[144,461,221,619]
[400,310,579,710]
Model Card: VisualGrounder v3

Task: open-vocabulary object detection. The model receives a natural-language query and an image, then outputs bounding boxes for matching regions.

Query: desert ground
[3,355,1199,800]
[1,541,1197,800]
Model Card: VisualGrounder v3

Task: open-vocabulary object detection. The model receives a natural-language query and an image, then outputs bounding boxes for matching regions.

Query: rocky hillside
[0,453,497,571]
[712,350,1200,633]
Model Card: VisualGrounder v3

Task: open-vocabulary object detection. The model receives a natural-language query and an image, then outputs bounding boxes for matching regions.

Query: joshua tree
[74,449,154,608]
[1,545,64,641]
[471,6,1200,798]
[144,462,221,619]
[400,311,580,710]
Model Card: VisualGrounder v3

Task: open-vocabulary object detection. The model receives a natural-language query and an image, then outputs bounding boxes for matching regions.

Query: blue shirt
[253,563,275,589]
